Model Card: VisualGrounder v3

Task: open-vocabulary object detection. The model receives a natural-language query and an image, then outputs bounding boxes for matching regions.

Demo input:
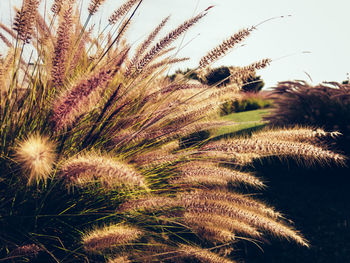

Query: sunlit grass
[214,108,271,136]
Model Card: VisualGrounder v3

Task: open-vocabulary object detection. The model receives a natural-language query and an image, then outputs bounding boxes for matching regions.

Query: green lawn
[213,108,271,136]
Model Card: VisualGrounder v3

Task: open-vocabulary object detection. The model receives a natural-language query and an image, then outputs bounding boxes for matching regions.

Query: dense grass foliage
[203,66,231,87]
[221,92,272,115]
[0,1,345,262]
[266,81,350,154]
[241,75,264,93]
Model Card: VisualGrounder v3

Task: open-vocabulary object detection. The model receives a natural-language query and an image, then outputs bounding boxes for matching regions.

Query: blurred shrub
[241,75,265,93]
[265,81,350,154]
[221,92,273,115]
[168,68,199,82]
[204,66,231,86]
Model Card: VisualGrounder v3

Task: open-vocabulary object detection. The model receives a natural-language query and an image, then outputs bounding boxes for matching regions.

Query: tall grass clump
[0,1,345,262]
[265,81,350,155]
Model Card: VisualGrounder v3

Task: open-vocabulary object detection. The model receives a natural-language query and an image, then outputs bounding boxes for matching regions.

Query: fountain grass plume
[51,0,65,15]
[88,0,106,15]
[0,0,344,262]
[0,32,12,47]
[83,224,143,252]
[173,161,265,188]
[199,27,253,68]
[135,11,208,74]
[14,134,56,185]
[108,0,141,25]
[60,152,146,189]
[13,0,40,43]
[51,3,74,88]
[177,245,237,263]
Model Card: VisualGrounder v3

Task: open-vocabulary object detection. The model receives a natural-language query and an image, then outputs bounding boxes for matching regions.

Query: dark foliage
[221,93,272,115]
[236,157,350,263]
[168,68,199,81]
[241,75,265,93]
[265,81,350,154]
[204,66,231,86]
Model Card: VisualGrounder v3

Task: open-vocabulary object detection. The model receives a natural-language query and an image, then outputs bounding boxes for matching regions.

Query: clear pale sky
[1,0,350,87]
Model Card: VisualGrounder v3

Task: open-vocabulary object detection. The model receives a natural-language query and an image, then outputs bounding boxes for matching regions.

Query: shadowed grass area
[212,107,350,263]
[237,158,350,263]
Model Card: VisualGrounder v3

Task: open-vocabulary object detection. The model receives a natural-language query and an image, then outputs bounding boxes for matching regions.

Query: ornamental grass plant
[265,81,350,155]
[0,0,345,262]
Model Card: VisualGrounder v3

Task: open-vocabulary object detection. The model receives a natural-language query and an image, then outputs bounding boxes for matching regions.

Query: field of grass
[213,108,271,136]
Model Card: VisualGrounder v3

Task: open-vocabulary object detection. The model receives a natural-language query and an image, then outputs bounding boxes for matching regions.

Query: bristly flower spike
[125,16,170,76]
[11,244,43,259]
[51,3,73,88]
[13,0,41,43]
[14,134,56,185]
[83,224,143,252]
[51,0,64,15]
[0,32,12,47]
[199,27,254,68]
[135,10,208,73]
[59,151,146,189]
[88,0,106,15]
[108,0,141,25]
[51,49,128,130]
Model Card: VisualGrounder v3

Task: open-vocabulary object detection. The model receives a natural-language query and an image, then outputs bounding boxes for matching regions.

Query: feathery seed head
[83,224,143,252]
[180,189,281,219]
[118,196,179,212]
[60,153,146,189]
[51,3,73,88]
[175,162,265,188]
[251,127,335,144]
[230,58,272,84]
[13,0,41,43]
[179,192,309,247]
[199,27,253,68]
[202,137,346,165]
[108,0,141,25]
[52,50,127,130]
[135,12,207,73]
[177,245,236,263]
[125,16,170,76]
[88,0,106,15]
[14,134,56,185]
[184,212,261,241]
[0,32,12,47]
[51,0,64,14]
[12,244,43,259]
[108,256,131,263]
